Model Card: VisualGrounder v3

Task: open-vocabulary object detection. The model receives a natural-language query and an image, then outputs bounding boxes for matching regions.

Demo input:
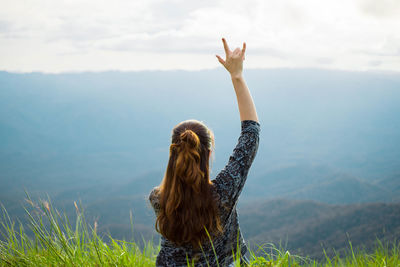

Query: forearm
[231,74,259,122]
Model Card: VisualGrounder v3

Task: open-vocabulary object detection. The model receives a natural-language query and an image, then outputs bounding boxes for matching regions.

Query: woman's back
[149,120,260,266]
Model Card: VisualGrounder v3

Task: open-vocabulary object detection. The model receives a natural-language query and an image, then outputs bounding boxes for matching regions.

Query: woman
[149,38,260,267]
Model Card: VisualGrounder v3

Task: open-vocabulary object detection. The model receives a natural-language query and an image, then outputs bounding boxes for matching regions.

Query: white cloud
[0,0,399,72]
[358,0,400,19]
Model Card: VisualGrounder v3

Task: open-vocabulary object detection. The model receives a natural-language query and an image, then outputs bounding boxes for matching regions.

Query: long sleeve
[212,120,260,218]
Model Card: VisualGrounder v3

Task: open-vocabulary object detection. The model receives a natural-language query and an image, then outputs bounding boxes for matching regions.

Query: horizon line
[1,67,400,76]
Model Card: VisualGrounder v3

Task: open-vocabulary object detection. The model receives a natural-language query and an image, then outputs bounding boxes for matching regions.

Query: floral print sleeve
[212,120,260,217]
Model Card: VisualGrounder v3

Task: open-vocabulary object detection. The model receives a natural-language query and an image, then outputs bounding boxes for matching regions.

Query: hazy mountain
[1,68,400,256]
[242,163,398,204]
[1,69,400,198]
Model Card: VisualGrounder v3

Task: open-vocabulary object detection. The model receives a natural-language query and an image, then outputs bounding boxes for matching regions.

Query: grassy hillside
[3,190,400,259]
[1,197,400,266]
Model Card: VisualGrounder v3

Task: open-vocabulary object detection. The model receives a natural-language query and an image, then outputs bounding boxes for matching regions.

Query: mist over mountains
[1,69,400,257]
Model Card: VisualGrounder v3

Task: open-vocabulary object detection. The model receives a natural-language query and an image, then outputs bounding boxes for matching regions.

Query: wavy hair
[155,119,222,248]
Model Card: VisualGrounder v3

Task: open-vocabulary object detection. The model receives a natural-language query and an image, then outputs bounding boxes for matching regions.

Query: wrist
[230,72,243,80]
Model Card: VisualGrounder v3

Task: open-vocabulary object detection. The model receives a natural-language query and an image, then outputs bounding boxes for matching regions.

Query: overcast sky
[1,0,400,73]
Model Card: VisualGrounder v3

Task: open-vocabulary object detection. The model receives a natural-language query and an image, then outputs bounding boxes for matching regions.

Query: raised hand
[216,38,246,79]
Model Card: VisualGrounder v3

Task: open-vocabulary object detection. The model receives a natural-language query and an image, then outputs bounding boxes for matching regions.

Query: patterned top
[149,120,261,267]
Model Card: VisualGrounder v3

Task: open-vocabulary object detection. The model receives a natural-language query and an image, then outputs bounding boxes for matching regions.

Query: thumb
[216,55,225,65]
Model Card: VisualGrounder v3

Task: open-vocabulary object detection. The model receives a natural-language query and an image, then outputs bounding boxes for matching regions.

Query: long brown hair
[155,119,222,248]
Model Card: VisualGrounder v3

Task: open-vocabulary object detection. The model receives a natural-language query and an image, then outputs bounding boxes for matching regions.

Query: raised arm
[213,38,260,218]
[216,38,259,123]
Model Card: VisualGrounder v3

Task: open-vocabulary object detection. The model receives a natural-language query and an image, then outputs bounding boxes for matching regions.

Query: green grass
[1,196,399,267]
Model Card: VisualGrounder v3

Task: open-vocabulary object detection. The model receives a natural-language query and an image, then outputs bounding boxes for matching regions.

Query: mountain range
[1,69,399,257]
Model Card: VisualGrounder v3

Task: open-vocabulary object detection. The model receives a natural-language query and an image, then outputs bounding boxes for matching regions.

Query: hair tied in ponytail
[179,129,200,150]
[175,129,203,189]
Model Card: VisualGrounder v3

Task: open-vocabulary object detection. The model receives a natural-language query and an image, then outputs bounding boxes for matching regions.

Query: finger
[222,38,230,55]
[241,42,246,60]
[216,55,225,65]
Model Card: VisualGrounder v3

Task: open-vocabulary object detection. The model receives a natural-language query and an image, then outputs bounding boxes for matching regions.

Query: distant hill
[374,173,400,202]
[1,69,400,200]
[243,163,399,204]
[240,199,400,259]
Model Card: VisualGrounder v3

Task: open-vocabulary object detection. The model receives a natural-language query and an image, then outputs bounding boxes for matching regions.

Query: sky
[0,0,400,73]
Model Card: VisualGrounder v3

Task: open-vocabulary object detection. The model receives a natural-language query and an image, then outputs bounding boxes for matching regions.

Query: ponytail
[156,120,222,248]
[170,129,204,193]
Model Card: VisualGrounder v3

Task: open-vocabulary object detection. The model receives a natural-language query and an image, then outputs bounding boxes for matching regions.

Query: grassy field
[1,197,399,267]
